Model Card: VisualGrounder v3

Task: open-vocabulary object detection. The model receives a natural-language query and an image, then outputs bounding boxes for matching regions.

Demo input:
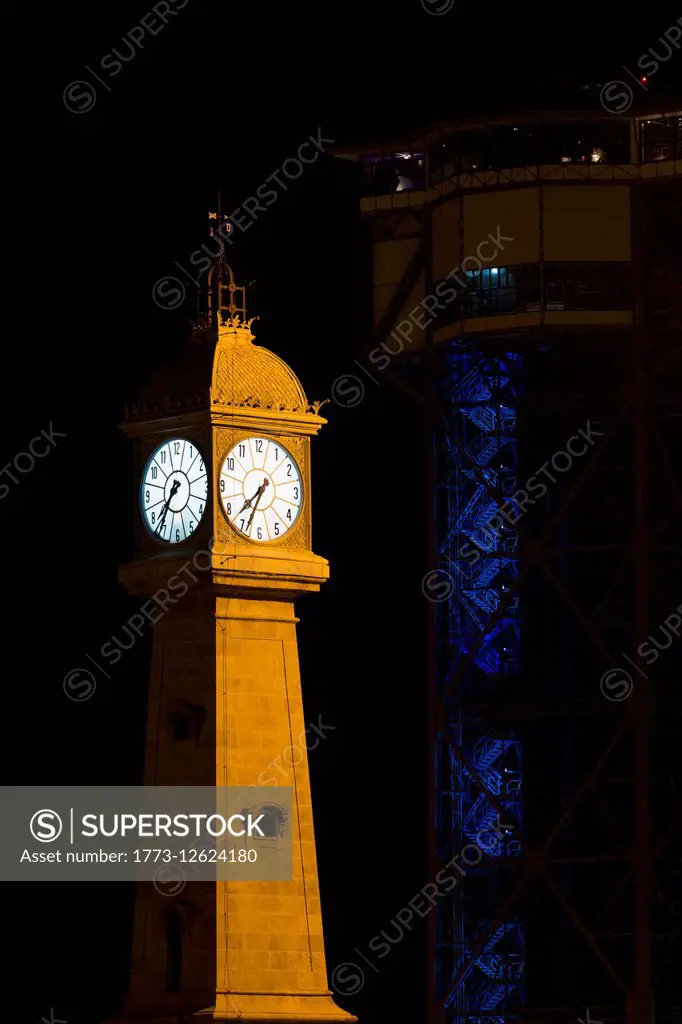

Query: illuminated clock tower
[113,264,355,1024]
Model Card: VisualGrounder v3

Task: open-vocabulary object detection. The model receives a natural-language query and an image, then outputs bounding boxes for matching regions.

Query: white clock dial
[219,437,303,542]
[141,438,208,544]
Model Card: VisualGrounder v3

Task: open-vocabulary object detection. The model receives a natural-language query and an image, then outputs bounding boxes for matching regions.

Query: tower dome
[125,262,317,424]
[211,317,308,412]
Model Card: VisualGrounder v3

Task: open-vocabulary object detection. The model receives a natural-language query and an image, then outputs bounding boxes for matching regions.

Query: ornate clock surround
[213,420,310,551]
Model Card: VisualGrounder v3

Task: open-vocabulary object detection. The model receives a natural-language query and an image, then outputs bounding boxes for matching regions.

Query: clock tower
[113,263,355,1024]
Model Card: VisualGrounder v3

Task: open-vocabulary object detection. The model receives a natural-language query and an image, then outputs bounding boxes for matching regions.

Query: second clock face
[219,436,302,542]
[141,438,208,544]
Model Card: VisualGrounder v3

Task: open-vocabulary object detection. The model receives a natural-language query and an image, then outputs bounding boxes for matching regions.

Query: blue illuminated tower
[434,346,524,1024]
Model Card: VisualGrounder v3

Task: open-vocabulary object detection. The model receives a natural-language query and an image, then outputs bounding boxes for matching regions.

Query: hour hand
[237,488,259,514]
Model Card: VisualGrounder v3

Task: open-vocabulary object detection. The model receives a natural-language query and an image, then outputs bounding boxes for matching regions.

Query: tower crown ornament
[217,312,258,339]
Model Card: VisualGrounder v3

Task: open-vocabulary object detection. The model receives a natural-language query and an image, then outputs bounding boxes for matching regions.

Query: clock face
[141,438,208,544]
[219,436,303,542]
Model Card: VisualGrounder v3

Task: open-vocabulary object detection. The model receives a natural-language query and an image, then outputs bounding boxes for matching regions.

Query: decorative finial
[190,206,259,338]
[309,398,330,415]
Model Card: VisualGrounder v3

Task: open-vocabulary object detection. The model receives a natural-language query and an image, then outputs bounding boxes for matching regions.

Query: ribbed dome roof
[211,321,307,411]
[125,319,311,423]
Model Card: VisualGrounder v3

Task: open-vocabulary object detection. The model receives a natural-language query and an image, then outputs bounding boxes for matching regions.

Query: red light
[640,76,648,83]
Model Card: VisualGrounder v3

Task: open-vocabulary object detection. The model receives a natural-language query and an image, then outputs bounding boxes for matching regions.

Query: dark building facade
[336,106,682,1024]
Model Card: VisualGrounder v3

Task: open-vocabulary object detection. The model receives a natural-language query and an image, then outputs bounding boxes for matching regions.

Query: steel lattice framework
[434,348,524,1024]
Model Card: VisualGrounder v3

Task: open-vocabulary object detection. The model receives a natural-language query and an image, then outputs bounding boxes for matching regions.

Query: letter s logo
[30,809,63,842]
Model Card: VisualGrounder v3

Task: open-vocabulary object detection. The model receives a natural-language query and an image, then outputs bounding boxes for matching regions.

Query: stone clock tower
[112,264,355,1024]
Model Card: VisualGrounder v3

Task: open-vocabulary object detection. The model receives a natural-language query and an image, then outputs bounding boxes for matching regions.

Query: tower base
[202,991,357,1021]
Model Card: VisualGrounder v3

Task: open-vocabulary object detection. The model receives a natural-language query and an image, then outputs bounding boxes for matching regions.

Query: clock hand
[245,496,262,534]
[246,478,269,534]
[155,498,170,534]
[155,478,181,535]
[237,485,262,515]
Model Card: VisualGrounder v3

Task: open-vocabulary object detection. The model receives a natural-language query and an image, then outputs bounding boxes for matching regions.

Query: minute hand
[155,479,180,535]
[246,479,269,534]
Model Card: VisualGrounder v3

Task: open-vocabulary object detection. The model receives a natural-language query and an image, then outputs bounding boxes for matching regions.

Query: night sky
[5,3,682,1022]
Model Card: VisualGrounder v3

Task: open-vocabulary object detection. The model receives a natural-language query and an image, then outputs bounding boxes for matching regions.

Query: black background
[5,3,681,1022]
